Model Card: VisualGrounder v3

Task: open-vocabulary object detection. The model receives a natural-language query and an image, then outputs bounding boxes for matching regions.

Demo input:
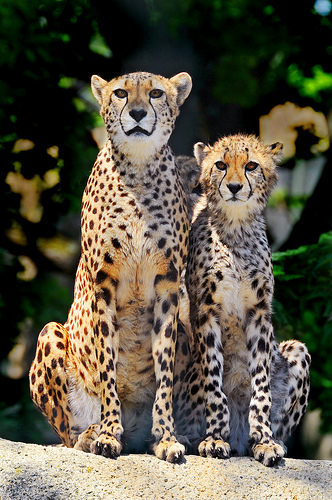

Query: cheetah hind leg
[252,340,311,467]
[29,322,75,447]
[273,340,311,443]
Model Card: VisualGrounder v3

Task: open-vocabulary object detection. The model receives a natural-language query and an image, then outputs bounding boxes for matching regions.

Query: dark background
[0,0,331,458]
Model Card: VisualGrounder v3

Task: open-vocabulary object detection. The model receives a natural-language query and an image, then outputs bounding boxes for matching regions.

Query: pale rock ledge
[0,437,331,499]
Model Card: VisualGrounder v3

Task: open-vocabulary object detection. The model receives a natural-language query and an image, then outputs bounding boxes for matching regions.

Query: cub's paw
[153,439,185,463]
[91,435,122,459]
[252,440,285,467]
[198,438,231,459]
[74,424,100,453]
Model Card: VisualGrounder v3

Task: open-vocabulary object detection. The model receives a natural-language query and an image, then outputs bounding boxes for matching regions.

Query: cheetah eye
[215,161,228,171]
[149,89,164,98]
[114,89,128,99]
[245,161,259,172]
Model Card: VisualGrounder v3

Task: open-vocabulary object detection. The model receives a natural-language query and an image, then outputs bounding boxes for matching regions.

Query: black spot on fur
[100,322,109,337]
[206,333,215,348]
[154,261,178,286]
[216,270,223,281]
[96,270,107,284]
[112,238,121,249]
[257,338,266,352]
[158,238,166,249]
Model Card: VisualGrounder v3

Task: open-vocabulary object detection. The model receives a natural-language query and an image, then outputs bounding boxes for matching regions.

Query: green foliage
[287,64,332,102]
[273,232,332,433]
[151,0,332,111]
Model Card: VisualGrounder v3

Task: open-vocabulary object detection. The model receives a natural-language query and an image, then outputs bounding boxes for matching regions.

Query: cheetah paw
[153,440,185,463]
[74,424,100,453]
[90,436,122,459]
[252,440,285,467]
[198,438,231,459]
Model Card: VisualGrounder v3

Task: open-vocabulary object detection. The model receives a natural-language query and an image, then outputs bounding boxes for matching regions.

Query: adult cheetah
[183,134,311,466]
[29,71,192,463]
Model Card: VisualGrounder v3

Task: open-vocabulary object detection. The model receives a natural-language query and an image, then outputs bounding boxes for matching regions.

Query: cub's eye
[245,161,259,172]
[114,89,128,99]
[215,161,228,171]
[149,89,164,98]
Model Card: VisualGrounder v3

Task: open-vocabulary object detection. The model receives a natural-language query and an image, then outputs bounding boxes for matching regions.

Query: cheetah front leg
[89,278,124,458]
[173,344,206,452]
[151,266,186,463]
[195,309,231,459]
[246,308,285,466]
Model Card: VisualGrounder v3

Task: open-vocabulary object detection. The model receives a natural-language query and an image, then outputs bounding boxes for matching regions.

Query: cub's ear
[170,72,192,106]
[194,142,211,165]
[267,142,283,163]
[91,75,108,106]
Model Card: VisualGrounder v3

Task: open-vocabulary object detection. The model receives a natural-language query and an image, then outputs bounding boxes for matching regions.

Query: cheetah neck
[195,193,266,243]
[215,213,267,247]
[103,140,176,186]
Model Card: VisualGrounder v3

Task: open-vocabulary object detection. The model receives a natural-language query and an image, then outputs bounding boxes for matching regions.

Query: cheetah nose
[129,108,147,122]
[227,183,243,194]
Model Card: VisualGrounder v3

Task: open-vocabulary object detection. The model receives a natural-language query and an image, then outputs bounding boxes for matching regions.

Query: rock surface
[0,437,331,499]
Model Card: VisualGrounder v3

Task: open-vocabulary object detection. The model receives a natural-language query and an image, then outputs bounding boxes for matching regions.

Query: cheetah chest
[210,245,271,399]
[80,162,187,401]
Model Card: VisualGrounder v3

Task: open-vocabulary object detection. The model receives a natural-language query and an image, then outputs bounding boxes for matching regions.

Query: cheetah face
[91,71,192,160]
[194,135,283,218]
[211,153,267,206]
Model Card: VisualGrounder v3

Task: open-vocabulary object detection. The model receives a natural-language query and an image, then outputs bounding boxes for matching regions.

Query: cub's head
[194,134,283,220]
[91,71,192,160]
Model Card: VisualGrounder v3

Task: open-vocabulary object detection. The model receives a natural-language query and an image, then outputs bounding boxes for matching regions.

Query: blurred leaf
[273,232,332,433]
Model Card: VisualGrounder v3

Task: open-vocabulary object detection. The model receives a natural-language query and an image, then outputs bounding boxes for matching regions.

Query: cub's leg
[29,322,86,447]
[246,310,287,466]
[150,266,186,463]
[271,340,311,443]
[193,310,231,459]
[173,324,205,452]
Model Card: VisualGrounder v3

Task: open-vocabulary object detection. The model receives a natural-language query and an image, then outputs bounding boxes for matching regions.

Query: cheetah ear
[170,72,192,106]
[91,75,108,106]
[194,142,210,165]
[267,142,283,163]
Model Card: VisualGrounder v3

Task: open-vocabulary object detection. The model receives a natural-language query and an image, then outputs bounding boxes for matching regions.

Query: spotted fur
[183,134,311,466]
[29,71,192,463]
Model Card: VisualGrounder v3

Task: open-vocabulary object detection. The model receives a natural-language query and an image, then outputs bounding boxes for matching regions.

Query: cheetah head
[91,71,192,161]
[194,135,283,220]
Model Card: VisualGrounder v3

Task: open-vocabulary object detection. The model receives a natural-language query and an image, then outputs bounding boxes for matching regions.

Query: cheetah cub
[29,71,192,463]
[185,134,311,466]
